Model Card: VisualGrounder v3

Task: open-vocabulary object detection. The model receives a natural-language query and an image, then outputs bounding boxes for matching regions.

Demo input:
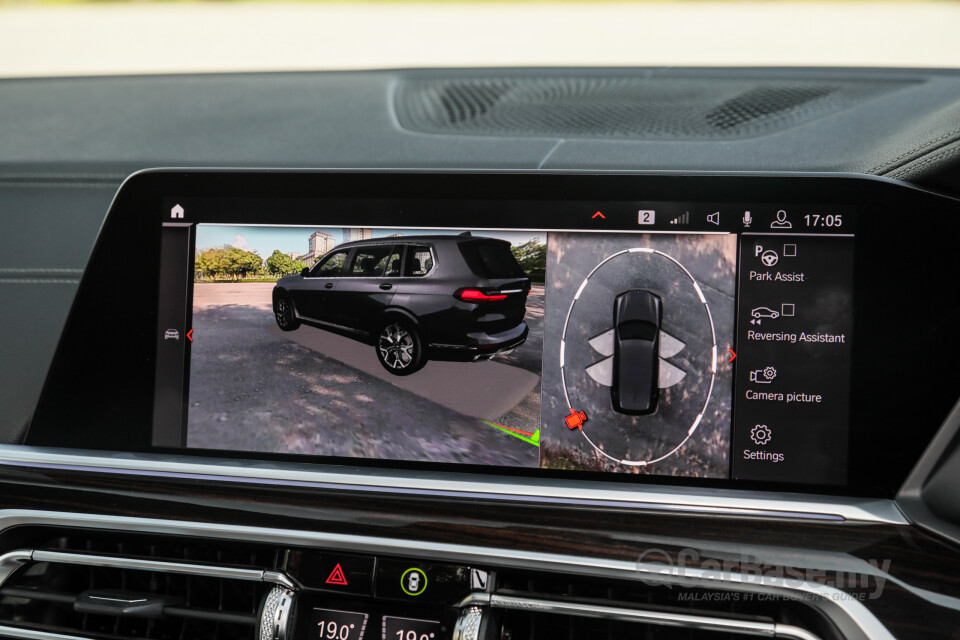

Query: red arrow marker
[186,329,193,343]
[728,348,736,363]
[592,211,605,219]
[488,422,534,438]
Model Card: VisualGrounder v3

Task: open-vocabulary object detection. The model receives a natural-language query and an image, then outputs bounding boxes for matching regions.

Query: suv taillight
[455,288,508,302]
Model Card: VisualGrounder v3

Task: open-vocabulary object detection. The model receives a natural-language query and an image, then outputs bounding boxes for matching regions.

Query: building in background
[300,230,336,265]
[342,228,373,243]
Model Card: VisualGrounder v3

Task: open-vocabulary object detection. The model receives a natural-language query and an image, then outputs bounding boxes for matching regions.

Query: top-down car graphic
[612,289,663,415]
[273,234,530,375]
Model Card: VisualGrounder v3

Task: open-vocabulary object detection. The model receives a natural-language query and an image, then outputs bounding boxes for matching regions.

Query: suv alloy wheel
[376,319,425,375]
[274,294,300,331]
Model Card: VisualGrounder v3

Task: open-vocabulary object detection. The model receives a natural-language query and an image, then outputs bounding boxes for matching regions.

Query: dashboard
[2,67,960,640]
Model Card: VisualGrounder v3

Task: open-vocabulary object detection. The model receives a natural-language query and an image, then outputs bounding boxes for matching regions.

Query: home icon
[170,204,184,219]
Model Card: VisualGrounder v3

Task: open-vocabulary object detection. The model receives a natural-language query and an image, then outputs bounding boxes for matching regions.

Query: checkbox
[781,303,795,317]
[783,244,797,257]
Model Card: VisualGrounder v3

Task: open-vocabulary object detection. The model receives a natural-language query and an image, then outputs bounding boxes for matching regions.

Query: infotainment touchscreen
[150,191,855,486]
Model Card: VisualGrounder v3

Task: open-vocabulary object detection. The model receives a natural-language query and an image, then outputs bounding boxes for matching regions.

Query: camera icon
[749,367,777,384]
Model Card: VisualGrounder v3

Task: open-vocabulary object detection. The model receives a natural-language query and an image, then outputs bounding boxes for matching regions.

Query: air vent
[395,76,911,140]
[0,532,287,640]
[479,569,841,640]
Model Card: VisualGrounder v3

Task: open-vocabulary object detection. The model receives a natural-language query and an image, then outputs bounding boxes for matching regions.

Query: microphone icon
[742,211,752,227]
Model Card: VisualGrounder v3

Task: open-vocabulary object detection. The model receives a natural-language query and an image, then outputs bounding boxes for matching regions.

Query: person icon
[770,210,792,229]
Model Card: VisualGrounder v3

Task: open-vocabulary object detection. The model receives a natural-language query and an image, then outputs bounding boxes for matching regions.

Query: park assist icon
[760,249,779,267]
[400,567,428,596]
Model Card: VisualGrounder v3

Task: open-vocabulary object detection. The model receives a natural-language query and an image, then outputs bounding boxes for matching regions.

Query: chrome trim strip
[88,595,147,604]
[0,550,32,586]
[489,594,779,637]
[457,593,490,607]
[484,594,824,640]
[263,571,298,590]
[0,445,907,525]
[0,627,91,640]
[6,549,295,590]
[775,627,826,640]
[0,510,895,640]
[0,547,295,640]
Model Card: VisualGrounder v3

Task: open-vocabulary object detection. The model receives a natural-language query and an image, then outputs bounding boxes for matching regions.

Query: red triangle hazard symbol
[325,563,348,586]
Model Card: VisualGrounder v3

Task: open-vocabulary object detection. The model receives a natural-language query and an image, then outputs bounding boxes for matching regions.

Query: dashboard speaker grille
[395,75,910,140]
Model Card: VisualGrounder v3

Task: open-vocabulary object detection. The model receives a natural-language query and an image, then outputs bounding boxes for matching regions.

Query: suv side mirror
[300,267,309,277]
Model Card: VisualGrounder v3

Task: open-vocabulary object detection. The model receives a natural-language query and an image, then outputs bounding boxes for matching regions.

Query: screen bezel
[26,170,960,499]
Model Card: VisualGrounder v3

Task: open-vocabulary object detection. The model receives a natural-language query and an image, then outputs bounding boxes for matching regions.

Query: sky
[195,225,544,257]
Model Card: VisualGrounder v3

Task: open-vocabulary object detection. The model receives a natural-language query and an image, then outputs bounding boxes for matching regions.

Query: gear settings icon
[750,424,773,446]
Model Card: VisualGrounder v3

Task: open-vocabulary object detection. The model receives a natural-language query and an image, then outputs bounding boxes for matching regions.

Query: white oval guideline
[558,248,718,467]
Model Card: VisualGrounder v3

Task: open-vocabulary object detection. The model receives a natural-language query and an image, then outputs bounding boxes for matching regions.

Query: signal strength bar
[669,212,690,225]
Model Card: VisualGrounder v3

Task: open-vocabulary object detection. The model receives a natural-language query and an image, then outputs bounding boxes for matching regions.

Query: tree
[221,246,263,279]
[266,250,307,276]
[195,250,212,279]
[511,238,546,282]
[194,245,263,280]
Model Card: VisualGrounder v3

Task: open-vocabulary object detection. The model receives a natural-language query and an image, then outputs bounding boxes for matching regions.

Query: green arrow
[483,421,539,447]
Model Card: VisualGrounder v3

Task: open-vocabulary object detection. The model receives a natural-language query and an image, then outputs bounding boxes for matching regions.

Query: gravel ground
[186,283,541,466]
[540,233,736,477]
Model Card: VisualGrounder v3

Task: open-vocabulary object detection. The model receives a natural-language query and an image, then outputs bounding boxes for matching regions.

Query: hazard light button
[284,551,374,595]
[325,563,349,586]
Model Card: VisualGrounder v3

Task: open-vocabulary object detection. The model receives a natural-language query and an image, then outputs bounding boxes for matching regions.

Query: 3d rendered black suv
[612,289,662,415]
[272,234,530,375]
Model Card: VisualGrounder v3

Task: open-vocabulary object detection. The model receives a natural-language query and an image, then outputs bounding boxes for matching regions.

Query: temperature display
[382,616,441,640]
[314,608,369,640]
